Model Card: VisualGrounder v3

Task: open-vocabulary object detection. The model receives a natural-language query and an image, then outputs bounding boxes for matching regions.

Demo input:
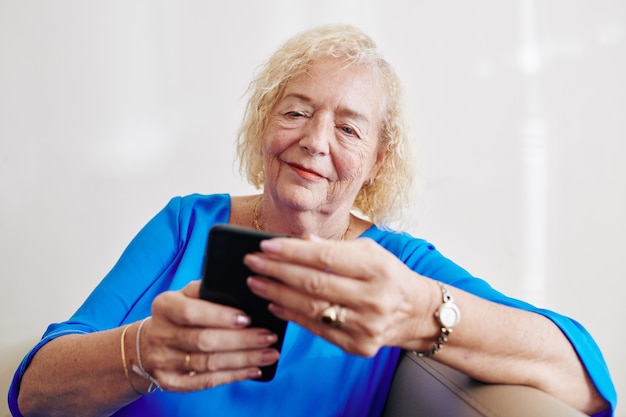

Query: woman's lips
[289,163,325,181]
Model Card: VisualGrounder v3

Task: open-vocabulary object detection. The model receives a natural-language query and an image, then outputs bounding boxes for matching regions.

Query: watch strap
[415,282,459,358]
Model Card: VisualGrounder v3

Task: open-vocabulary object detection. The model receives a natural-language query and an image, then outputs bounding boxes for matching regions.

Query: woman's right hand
[139,280,280,392]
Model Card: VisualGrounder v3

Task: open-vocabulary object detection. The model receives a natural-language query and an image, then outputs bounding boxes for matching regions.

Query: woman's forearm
[423,287,608,414]
[18,325,146,417]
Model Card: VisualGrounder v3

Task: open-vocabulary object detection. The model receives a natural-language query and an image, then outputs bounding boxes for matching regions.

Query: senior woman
[9,24,615,417]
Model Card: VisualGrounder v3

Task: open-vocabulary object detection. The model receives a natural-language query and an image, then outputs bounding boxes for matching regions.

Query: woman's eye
[339,125,357,136]
[286,111,305,118]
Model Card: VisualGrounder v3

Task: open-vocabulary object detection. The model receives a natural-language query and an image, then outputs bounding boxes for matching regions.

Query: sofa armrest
[382,351,586,417]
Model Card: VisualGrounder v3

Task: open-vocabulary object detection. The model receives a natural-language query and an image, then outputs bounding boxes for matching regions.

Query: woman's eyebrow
[282,93,370,122]
[281,93,312,104]
[337,108,370,125]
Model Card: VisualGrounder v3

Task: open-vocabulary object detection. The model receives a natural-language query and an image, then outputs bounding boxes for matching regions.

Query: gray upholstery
[382,351,586,416]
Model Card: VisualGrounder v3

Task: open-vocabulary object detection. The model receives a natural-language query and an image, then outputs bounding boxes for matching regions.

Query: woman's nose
[299,113,332,156]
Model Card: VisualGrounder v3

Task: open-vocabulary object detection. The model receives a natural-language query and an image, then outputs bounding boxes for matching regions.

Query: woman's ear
[366,148,386,186]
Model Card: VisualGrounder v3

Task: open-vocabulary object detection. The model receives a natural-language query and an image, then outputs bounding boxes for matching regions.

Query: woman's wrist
[414,282,461,357]
[401,278,449,352]
[120,319,158,395]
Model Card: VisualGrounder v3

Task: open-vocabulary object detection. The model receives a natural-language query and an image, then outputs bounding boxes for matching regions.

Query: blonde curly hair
[236,23,416,227]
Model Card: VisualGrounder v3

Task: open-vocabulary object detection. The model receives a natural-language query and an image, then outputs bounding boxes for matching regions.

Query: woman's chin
[271,184,323,211]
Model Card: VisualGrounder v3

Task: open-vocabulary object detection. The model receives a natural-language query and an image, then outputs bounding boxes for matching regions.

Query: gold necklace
[253,195,350,240]
[253,195,263,231]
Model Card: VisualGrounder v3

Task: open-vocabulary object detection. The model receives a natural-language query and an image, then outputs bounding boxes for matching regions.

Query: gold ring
[184,352,197,376]
[320,305,347,328]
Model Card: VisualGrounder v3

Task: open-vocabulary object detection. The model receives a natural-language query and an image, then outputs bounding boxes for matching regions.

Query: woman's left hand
[243,236,438,356]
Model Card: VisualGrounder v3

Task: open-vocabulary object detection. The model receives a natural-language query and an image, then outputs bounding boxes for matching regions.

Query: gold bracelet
[120,324,144,395]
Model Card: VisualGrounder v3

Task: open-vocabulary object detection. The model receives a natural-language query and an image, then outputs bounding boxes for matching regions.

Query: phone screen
[199,224,288,381]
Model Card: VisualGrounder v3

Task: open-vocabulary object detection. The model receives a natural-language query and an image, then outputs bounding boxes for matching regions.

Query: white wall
[1,1,624,415]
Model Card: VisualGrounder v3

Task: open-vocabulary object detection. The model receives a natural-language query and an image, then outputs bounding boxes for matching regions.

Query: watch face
[438,303,461,328]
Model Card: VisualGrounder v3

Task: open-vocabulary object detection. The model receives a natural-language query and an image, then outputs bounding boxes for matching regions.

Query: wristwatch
[416,281,461,357]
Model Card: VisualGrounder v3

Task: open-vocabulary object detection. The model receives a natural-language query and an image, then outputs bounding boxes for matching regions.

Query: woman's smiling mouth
[288,163,326,181]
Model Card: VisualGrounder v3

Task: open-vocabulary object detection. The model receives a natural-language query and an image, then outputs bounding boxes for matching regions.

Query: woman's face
[261,58,384,215]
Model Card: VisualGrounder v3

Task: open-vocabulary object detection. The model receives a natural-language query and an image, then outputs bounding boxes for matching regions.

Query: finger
[258,237,389,279]
[246,274,341,319]
[155,366,264,392]
[181,280,202,298]
[266,303,379,357]
[244,254,366,307]
[153,325,279,362]
[185,347,280,374]
[152,289,251,329]
[267,300,345,334]
[154,348,280,392]
[186,327,279,354]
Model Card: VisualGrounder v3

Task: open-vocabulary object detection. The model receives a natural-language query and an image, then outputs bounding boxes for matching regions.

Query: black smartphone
[199,224,288,381]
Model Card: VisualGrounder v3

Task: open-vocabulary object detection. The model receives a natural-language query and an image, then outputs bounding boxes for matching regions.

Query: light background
[1,1,624,415]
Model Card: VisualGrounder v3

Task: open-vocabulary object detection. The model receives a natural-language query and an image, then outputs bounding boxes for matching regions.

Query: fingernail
[258,332,277,345]
[260,348,280,364]
[260,239,282,252]
[268,303,285,319]
[247,276,268,294]
[234,313,251,326]
[248,368,262,379]
[244,253,264,269]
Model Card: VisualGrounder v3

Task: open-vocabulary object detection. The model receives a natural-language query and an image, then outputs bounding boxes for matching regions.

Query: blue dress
[8,194,617,416]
